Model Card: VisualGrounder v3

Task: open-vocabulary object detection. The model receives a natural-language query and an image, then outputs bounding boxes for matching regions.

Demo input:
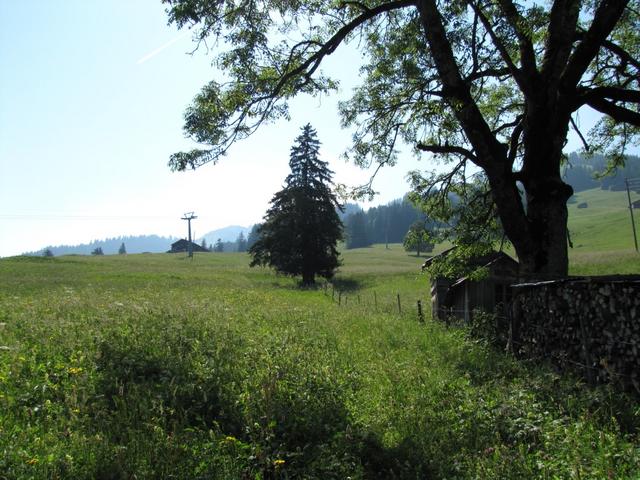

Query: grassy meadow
[567,187,639,252]
[0,246,639,479]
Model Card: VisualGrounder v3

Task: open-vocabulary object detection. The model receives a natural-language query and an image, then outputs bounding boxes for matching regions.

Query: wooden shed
[426,249,519,323]
[167,239,209,254]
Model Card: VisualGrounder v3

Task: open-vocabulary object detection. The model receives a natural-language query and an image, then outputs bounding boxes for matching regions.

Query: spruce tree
[236,232,247,252]
[250,124,343,285]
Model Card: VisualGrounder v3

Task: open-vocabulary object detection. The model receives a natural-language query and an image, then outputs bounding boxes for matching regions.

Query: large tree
[164,0,639,278]
[403,220,434,256]
[249,124,343,285]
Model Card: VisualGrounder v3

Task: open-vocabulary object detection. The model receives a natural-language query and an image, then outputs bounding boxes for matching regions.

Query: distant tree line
[564,153,640,194]
[29,235,177,256]
[200,231,251,253]
[342,197,427,249]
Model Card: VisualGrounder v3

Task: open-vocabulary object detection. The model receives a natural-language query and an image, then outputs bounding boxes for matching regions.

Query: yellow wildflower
[68,367,83,375]
[224,436,237,443]
[26,458,39,465]
[273,459,285,467]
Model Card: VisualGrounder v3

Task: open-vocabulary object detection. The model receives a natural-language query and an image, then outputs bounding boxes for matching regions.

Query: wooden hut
[425,249,519,323]
[167,239,209,254]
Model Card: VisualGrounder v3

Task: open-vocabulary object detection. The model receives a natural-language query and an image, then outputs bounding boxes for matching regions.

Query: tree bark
[492,123,573,280]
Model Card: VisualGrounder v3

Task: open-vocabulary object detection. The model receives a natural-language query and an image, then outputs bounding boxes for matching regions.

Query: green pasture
[0,248,639,479]
[568,187,640,252]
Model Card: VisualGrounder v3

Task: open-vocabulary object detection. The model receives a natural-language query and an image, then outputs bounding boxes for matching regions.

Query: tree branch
[465,67,510,82]
[541,0,581,82]
[507,117,524,166]
[586,97,640,126]
[570,115,590,151]
[561,0,630,90]
[467,2,529,92]
[601,37,640,71]
[416,0,507,170]
[495,0,538,78]
[271,0,416,96]
[416,142,479,164]
[581,86,640,104]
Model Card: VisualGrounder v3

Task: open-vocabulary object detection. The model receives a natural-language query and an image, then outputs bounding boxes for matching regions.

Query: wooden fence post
[397,294,401,314]
[417,300,424,323]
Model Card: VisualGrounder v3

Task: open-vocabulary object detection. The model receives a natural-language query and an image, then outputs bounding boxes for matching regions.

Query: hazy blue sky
[0,1,601,257]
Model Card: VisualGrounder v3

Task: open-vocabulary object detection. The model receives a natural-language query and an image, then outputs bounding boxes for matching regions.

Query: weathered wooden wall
[510,276,640,393]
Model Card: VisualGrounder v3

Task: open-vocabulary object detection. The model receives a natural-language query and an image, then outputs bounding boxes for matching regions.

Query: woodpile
[510,276,640,393]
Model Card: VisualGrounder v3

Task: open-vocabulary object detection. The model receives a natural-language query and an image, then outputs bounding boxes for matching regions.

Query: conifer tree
[118,242,127,255]
[236,232,248,252]
[345,210,371,249]
[250,124,343,285]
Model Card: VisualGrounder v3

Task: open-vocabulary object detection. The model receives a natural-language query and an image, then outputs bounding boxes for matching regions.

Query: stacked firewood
[511,278,640,393]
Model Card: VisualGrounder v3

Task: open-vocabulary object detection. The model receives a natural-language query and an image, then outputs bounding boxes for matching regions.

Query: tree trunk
[519,188,572,279]
[491,173,572,280]
[301,271,315,286]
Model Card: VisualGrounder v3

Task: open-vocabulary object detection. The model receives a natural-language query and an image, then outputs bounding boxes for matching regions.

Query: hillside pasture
[0,251,638,479]
[568,187,640,252]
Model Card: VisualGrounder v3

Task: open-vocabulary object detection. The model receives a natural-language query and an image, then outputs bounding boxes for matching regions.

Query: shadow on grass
[91,334,434,479]
[330,277,365,292]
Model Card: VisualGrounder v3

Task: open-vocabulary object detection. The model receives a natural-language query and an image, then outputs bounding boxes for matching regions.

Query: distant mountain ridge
[25,226,256,256]
[25,235,179,256]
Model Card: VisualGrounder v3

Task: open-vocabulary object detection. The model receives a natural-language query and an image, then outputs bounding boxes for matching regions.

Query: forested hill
[343,197,424,249]
[564,152,640,193]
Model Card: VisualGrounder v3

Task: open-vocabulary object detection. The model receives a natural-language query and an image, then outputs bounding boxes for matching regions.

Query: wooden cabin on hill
[424,249,519,323]
[167,239,209,254]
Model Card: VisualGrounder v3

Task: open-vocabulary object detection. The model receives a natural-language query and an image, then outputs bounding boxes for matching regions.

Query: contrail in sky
[136,31,190,65]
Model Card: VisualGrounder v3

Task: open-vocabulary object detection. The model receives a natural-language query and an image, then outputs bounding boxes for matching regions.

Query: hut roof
[448,251,518,289]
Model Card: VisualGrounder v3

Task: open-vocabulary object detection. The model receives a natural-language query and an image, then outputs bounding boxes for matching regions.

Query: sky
[0,1,600,257]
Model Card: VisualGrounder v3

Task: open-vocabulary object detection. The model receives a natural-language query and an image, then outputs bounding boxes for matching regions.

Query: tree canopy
[249,124,343,285]
[165,0,639,277]
[403,220,434,256]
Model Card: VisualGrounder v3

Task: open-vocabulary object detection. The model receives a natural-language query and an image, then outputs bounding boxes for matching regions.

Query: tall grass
[0,251,638,478]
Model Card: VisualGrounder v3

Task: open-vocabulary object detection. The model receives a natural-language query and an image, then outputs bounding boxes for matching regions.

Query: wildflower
[26,458,39,465]
[274,459,285,467]
[68,367,83,375]
[224,436,237,443]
